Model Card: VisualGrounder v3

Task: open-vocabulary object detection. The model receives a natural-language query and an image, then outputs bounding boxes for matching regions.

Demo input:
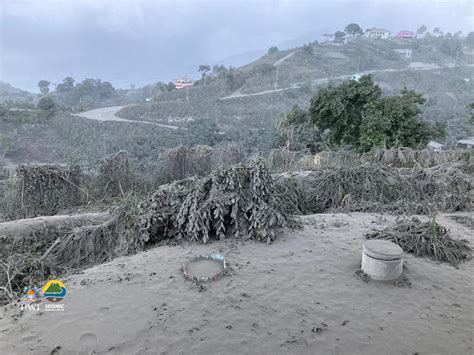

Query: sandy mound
[0,213,472,354]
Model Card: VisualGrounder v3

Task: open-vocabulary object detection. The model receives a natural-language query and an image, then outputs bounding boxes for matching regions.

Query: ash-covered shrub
[97,150,133,198]
[15,164,84,217]
[366,217,471,267]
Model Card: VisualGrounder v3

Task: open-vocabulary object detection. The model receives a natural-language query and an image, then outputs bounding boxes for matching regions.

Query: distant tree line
[37,77,116,109]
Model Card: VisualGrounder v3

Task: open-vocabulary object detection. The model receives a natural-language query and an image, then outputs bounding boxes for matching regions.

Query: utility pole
[184,73,189,102]
[274,65,279,90]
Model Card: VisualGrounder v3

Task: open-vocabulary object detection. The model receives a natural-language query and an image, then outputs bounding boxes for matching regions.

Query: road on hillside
[72,106,179,129]
[274,51,296,66]
[220,62,473,100]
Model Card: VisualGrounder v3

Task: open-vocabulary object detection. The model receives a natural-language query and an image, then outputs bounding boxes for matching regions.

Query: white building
[350,74,362,81]
[456,137,474,149]
[365,28,392,40]
[427,140,444,151]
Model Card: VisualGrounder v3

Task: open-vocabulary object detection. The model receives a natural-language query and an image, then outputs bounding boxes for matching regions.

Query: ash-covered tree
[198,64,211,78]
[267,46,278,54]
[212,65,229,79]
[166,82,175,91]
[465,32,474,47]
[309,75,381,147]
[308,75,436,151]
[155,81,175,95]
[417,25,427,36]
[468,102,474,125]
[37,97,57,119]
[279,105,323,153]
[56,77,75,92]
[38,80,50,95]
[438,36,463,57]
[359,89,434,150]
[344,23,363,37]
[301,43,314,55]
[334,31,346,43]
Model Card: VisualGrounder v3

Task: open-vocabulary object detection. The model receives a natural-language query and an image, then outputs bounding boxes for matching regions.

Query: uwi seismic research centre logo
[42,279,67,303]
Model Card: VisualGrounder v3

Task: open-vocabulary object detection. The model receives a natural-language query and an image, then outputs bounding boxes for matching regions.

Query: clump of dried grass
[366,216,472,267]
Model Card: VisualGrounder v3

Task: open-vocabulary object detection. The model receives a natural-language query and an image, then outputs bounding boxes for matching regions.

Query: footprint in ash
[98,307,110,316]
[79,332,98,352]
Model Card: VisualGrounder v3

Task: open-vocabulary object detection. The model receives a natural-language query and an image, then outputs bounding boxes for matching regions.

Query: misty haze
[0,1,473,354]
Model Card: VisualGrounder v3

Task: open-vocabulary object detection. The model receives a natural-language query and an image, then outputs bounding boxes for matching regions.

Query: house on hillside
[365,28,392,40]
[350,74,362,81]
[394,48,412,59]
[456,137,474,149]
[395,31,415,40]
[174,78,193,90]
[427,140,444,151]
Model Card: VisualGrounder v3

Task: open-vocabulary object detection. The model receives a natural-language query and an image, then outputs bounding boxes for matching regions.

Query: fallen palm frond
[138,158,293,244]
[366,217,472,267]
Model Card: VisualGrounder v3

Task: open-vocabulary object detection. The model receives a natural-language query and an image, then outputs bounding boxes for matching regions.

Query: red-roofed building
[174,78,193,90]
[395,31,414,40]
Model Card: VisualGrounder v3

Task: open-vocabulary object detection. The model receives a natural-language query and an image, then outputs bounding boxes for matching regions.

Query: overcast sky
[1,0,472,92]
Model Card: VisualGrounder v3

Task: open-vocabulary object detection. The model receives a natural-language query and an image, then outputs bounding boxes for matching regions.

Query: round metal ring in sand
[183,253,227,282]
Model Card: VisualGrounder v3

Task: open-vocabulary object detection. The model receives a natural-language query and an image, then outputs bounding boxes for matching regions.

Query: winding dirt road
[220,62,472,100]
[72,106,179,129]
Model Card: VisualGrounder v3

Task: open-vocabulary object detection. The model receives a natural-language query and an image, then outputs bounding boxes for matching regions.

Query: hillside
[0,82,36,103]
[117,37,473,143]
[1,36,473,170]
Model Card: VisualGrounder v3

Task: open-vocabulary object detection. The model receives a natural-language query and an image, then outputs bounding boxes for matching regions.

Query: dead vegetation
[0,159,292,301]
[275,161,472,214]
[0,148,472,303]
[96,150,133,198]
[138,158,291,245]
[5,165,85,219]
[0,213,108,303]
[267,147,472,171]
[366,216,472,267]
[157,144,243,183]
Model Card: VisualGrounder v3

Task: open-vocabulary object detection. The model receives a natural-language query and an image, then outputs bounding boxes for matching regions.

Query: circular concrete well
[362,240,403,281]
[183,253,226,282]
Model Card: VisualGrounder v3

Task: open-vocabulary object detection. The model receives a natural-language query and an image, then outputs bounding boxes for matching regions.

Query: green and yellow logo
[42,279,67,303]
